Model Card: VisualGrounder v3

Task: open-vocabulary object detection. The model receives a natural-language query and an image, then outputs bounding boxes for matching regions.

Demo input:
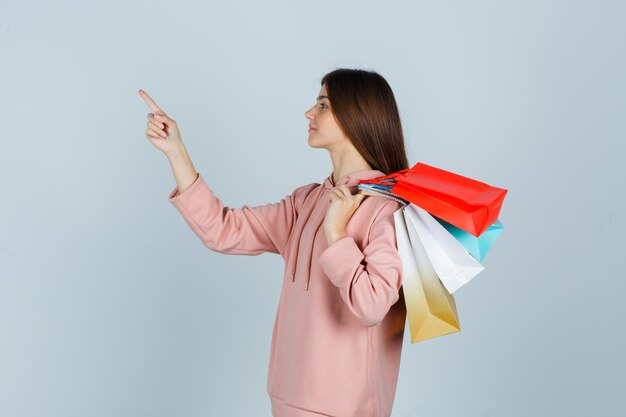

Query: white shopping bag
[403,204,485,294]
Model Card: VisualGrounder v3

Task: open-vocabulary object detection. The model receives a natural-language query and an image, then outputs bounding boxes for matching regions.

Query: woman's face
[304,83,347,149]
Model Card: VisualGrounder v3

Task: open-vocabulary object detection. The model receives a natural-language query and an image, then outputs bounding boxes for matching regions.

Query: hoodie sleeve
[168,173,315,257]
[317,201,403,327]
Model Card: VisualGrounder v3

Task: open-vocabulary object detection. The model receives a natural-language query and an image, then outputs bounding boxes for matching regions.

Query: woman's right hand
[138,89,184,157]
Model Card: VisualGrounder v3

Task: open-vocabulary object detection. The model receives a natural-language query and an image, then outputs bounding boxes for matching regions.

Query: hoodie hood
[322,169,387,191]
[286,169,386,291]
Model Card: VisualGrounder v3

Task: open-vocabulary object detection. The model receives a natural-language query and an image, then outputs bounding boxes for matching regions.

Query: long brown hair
[320,68,410,174]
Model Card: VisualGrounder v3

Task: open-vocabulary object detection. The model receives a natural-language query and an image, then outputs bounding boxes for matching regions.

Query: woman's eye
[319,103,327,109]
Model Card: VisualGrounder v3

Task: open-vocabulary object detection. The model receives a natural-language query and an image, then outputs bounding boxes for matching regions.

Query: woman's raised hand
[138,89,184,157]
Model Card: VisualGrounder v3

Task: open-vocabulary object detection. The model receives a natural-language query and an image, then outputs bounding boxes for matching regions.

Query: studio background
[1,0,624,416]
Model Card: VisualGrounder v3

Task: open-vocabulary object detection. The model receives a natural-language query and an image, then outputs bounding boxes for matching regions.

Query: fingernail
[154,114,162,120]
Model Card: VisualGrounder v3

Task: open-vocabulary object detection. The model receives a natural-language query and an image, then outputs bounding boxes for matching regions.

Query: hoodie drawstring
[286,187,322,285]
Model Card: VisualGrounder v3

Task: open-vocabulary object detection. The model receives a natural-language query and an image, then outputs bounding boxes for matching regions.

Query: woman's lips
[308,127,317,132]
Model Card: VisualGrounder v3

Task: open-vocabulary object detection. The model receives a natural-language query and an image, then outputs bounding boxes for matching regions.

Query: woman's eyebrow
[316,95,329,101]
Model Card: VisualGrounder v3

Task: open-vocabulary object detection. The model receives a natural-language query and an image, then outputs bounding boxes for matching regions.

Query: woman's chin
[308,135,333,150]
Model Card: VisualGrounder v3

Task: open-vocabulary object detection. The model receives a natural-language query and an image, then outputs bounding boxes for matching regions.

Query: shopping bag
[435,217,504,262]
[394,208,461,344]
[359,162,508,237]
[404,204,485,294]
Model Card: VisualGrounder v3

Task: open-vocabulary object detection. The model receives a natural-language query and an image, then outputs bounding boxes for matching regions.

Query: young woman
[139,68,410,417]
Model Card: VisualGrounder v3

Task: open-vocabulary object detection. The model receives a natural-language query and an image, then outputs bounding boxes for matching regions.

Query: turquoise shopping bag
[434,217,503,262]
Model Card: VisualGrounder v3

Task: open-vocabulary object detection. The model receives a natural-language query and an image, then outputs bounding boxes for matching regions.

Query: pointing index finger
[138,89,165,115]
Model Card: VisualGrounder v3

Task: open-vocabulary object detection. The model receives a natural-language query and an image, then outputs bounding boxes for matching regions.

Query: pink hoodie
[168,169,406,417]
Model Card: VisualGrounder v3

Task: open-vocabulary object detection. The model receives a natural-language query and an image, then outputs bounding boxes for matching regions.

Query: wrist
[167,143,188,161]
[326,229,346,245]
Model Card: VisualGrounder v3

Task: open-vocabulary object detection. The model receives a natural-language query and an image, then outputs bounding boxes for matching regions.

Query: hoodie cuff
[318,236,365,288]
[168,173,201,200]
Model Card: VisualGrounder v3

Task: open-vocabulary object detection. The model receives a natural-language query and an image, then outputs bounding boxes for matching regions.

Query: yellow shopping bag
[393,207,461,343]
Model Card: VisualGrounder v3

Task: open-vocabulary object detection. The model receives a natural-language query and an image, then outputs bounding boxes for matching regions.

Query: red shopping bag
[359,162,508,237]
